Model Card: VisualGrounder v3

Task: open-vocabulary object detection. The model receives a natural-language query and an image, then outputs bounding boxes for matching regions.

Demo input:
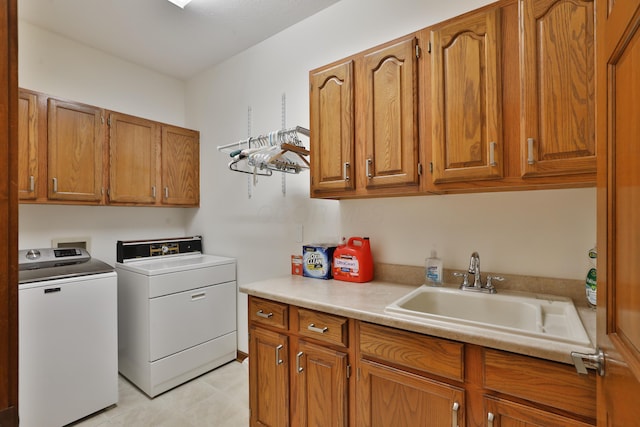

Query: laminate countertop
[240,275,597,366]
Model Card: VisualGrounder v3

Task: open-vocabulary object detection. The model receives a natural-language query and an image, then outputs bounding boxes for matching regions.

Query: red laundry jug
[332,237,373,283]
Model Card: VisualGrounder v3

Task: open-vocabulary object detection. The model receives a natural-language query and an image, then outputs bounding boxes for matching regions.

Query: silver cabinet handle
[256,309,273,319]
[164,187,169,198]
[275,344,284,365]
[366,158,373,178]
[527,137,535,165]
[296,351,304,373]
[452,402,459,427]
[29,176,35,192]
[488,412,495,427]
[343,162,350,181]
[489,141,497,166]
[152,186,156,198]
[52,177,58,193]
[308,323,328,334]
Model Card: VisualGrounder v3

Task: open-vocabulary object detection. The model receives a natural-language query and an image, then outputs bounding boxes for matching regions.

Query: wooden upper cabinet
[47,98,105,202]
[520,0,595,177]
[161,125,200,206]
[18,90,39,200]
[361,36,420,189]
[430,8,503,184]
[108,113,159,204]
[310,60,355,195]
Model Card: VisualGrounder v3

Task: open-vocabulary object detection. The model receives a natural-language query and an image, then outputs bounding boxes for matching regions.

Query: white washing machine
[18,247,118,427]
[115,236,237,397]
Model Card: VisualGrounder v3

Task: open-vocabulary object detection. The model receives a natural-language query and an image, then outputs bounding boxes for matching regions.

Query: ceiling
[18,0,341,80]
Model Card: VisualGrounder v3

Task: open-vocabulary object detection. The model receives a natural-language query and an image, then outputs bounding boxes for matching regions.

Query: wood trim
[0,0,19,425]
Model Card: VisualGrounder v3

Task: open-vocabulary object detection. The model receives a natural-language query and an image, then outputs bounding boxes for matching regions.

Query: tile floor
[69,361,249,427]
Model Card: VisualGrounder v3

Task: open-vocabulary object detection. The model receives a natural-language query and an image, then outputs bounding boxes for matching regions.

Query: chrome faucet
[468,251,481,289]
[453,251,503,294]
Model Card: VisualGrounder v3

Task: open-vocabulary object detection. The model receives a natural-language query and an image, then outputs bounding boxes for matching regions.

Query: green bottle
[585,247,597,308]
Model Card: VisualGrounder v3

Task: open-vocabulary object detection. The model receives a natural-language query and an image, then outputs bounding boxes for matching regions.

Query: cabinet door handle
[275,344,284,365]
[164,187,169,198]
[366,158,373,178]
[256,309,273,319]
[489,141,497,166]
[308,323,328,334]
[29,176,35,192]
[487,412,495,427]
[343,162,350,181]
[527,137,535,165]
[52,177,58,193]
[296,351,304,373]
[152,186,156,198]
[451,402,459,427]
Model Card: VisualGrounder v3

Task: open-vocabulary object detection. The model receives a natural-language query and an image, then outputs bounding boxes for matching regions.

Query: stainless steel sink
[385,285,591,346]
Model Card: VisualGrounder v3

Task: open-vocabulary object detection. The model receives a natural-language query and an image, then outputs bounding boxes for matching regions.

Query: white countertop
[240,275,597,365]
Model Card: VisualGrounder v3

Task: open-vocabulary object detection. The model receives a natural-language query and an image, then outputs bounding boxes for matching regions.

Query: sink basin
[385,285,591,346]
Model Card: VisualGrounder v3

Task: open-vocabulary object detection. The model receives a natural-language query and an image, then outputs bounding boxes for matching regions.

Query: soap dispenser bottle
[425,250,443,285]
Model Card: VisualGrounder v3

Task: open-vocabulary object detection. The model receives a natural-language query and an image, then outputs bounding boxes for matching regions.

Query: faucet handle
[485,275,504,292]
[453,271,469,287]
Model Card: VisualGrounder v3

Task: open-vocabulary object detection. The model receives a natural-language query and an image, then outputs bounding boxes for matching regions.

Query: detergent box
[302,244,336,279]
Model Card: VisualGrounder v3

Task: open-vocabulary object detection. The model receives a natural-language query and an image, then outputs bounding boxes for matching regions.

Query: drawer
[483,348,596,420]
[249,297,289,330]
[296,308,348,347]
[359,322,464,382]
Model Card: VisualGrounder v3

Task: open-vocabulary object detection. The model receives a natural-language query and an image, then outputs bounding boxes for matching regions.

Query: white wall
[18,20,192,265]
[186,0,597,354]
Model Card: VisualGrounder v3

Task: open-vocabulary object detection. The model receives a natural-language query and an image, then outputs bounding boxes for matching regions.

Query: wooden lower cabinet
[357,359,464,427]
[294,340,348,427]
[248,298,595,427]
[249,325,290,427]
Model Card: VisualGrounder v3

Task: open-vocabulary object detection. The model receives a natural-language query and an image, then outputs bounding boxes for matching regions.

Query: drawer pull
[44,287,61,294]
[296,351,304,373]
[308,323,328,334]
[256,310,274,319]
[488,412,495,427]
[452,402,459,427]
[191,292,206,301]
[276,344,284,365]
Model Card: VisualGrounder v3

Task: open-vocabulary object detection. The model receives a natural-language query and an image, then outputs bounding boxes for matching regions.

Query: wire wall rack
[217,126,310,177]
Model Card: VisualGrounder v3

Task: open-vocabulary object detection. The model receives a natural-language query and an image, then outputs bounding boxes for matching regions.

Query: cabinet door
[161,125,199,206]
[431,8,503,183]
[520,0,595,177]
[310,60,355,194]
[362,37,420,189]
[294,340,348,427]
[18,90,38,200]
[249,326,289,427]
[108,112,159,204]
[47,98,104,202]
[484,397,593,427]
[357,359,464,427]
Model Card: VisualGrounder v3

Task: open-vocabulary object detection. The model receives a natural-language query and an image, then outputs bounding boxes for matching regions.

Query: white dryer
[115,236,237,397]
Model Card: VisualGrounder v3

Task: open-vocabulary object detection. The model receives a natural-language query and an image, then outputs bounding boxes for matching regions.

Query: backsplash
[374,263,589,307]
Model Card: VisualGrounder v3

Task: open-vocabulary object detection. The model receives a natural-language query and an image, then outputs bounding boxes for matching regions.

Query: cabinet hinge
[347,364,351,379]
[415,44,421,59]
[418,163,423,176]
[428,41,432,54]
[430,162,433,173]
